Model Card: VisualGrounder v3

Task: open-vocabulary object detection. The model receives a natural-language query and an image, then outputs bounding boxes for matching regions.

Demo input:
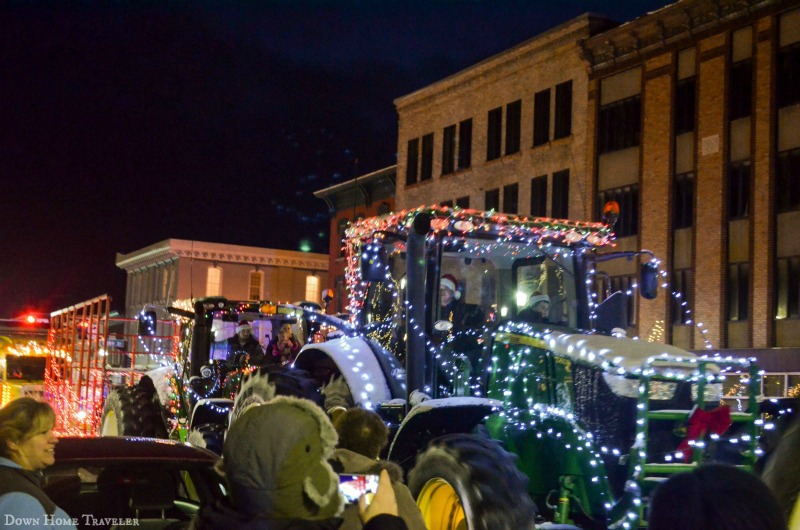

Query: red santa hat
[236,320,253,333]
[440,274,461,300]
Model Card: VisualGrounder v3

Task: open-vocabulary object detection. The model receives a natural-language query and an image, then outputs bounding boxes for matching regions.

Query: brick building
[395,14,615,220]
[581,0,800,388]
[314,167,395,314]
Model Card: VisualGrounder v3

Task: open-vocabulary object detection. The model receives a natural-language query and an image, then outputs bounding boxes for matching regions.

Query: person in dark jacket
[439,274,483,333]
[227,320,265,366]
[191,395,408,530]
[330,408,426,530]
[517,292,551,323]
[0,397,78,529]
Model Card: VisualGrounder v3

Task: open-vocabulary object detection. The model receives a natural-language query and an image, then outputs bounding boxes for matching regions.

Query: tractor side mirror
[640,262,659,300]
[361,243,388,282]
[137,309,158,336]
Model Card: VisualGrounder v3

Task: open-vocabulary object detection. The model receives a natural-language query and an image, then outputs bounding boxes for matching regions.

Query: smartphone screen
[338,473,380,504]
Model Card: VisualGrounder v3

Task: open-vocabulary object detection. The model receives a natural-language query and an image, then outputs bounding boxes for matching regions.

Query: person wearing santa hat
[439,274,483,333]
[227,320,265,366]
[517,292,551,324]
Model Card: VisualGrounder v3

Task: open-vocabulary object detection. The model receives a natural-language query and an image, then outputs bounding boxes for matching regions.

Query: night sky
[0,0,669,318]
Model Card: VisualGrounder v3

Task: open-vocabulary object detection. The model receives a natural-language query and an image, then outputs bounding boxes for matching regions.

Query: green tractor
[291,206,763,529]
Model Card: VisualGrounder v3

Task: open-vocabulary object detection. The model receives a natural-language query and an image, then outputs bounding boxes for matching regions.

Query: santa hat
[236,320,253,333]
[440,274,461,300]
[529,293,550,307]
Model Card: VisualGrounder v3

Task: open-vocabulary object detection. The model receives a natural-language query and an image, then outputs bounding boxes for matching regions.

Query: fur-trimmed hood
[329,448,403,483]
[221,396,345,520]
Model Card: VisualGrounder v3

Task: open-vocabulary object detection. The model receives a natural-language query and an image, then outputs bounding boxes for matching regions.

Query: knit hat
[529,293,550,307]
[222,396,345,519]
[236,320,252,333]
[440,274,461,300]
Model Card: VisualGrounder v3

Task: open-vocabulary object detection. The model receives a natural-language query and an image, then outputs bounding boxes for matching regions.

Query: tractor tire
[188,423,226,455]
[100,379,167,438]
[408,433,537,530]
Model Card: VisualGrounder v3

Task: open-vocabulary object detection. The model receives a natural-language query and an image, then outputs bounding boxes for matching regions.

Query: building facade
[314,166,395,314]
[116,239,329,318]
[582,0,800,381]
[394,14,614,220]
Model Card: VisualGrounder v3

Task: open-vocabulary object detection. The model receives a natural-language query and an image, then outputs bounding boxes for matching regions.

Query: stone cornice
[116,239,328,272]
[582,0,786,74]
[394,14,614,113]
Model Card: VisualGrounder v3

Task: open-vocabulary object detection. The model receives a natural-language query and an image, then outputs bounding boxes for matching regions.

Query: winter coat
[265,335,301,365]
[192,501,407,530]
[0,457,78,530]
[227,336,266,366]
[329,449,426,530]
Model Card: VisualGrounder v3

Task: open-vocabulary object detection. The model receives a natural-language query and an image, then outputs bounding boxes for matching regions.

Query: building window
[673,172,695,229]
[674,77,696,135]
[458,119,472,170]
[728,162,750,219]
[761,373,800,398]
[533,89,551,147]
[728,59,753,121]
[778,43,800,108]
[487,107,502,161]
[456,195,470,209]
[485,188,500,211]
[420,133,434,181]
[530,175,547,217]
[248,270,263,301]
[377,202,391,215]
[505,100,521,155]
[305,275,320,303]
[777,148,800,212]
[206,266,222,297]
[405,138,419,185]
[551,169,570,219]
[597,185,639,237]
[776,256,800,319]
[503,183,519,214]
[598,95,642,154]
[440,200,454,208]
[442,125,456,175]
[727,262,749,321]
[554,80,573,139]
[671,269,694,325]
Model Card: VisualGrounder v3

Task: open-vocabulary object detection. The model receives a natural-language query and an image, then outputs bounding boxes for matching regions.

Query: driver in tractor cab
[439,274,484,333]
[227,320,265,367]
[517,292,551,324]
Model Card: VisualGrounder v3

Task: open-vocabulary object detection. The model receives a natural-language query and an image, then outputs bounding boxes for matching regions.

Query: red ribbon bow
[676,405,732,462]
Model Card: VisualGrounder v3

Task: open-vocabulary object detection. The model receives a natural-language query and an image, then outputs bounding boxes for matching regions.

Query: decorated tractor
[99,298,331,452]
[289,205,763,530]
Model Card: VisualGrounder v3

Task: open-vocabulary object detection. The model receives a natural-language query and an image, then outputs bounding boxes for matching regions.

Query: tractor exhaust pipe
[406,211,431,408]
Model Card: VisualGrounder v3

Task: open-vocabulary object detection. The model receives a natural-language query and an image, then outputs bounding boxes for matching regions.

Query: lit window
[306,275,320,303]
[249,270,263,301]
[206,266,222,297]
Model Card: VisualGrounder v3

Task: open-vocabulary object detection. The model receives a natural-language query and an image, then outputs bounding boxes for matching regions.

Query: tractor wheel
[188,423,226,455]
[100,379,167,437]
[408,433,537,530]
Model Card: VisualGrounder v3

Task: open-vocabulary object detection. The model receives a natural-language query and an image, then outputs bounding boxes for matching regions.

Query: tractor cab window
[362,238,407,360]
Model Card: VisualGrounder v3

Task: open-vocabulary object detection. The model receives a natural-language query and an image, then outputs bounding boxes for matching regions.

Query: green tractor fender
[387,397,503,473]
[486,407,617,528]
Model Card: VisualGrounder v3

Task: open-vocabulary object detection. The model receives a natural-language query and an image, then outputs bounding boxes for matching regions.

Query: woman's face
[280,324,292,337]
[11,419,58,471]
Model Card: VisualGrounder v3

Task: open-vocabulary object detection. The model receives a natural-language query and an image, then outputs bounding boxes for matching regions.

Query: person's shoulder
[0,490,47,518]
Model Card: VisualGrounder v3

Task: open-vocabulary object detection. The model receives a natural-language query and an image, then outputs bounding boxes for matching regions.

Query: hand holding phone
[339,473,379,505]
[358,469,398,524]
